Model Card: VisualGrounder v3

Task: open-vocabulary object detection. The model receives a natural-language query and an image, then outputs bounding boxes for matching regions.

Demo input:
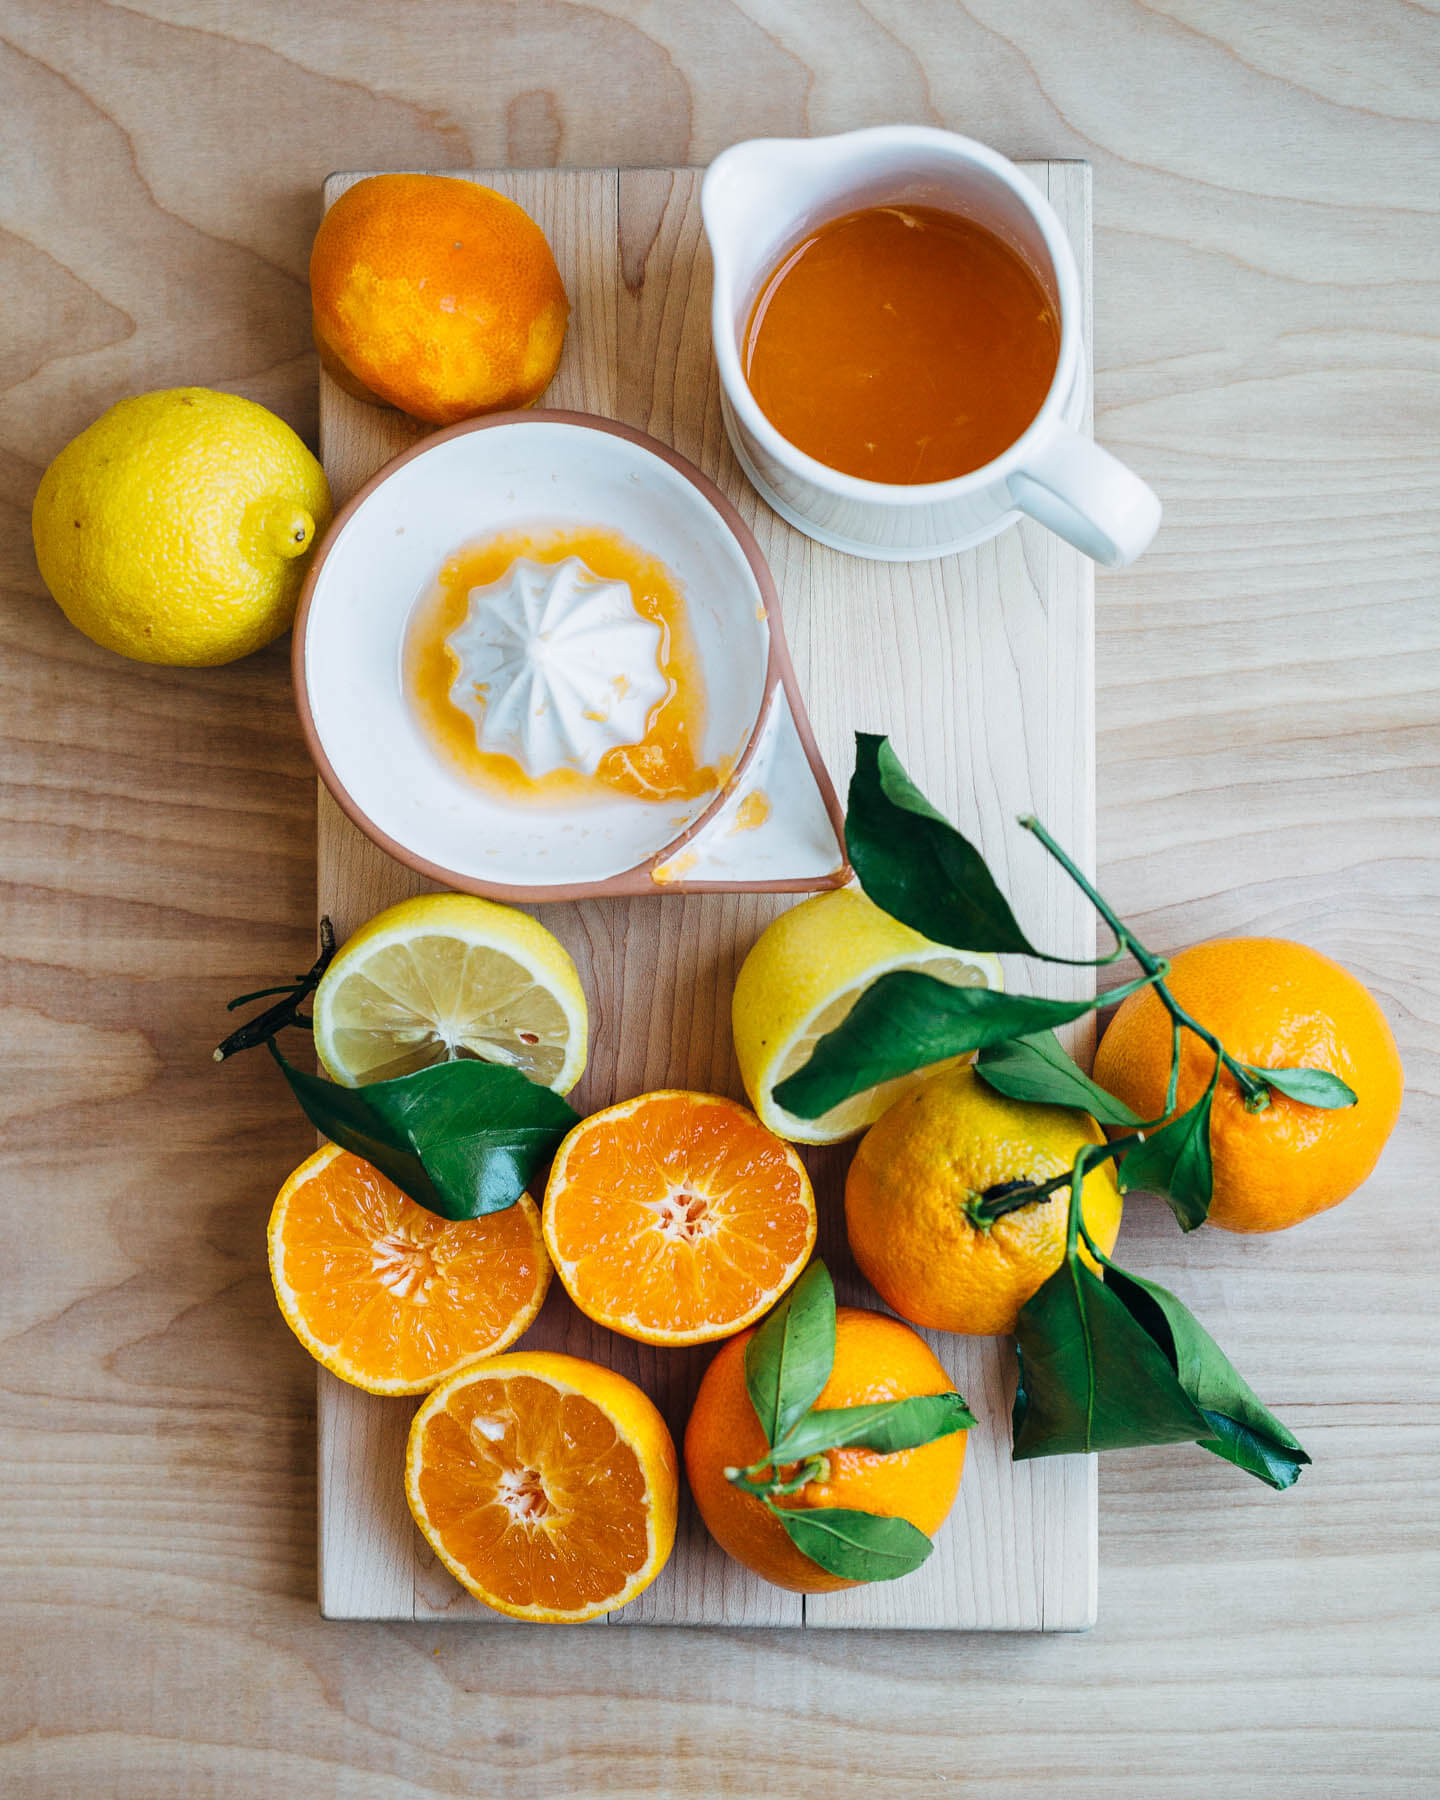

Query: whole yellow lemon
[32,388,332,666]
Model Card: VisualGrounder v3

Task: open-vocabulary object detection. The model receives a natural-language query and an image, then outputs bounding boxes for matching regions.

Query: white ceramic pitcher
[702,126,1161,566]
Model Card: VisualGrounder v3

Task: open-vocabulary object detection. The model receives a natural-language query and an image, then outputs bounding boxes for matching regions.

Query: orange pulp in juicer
[404,525,724,807]
[743,205,1061,486]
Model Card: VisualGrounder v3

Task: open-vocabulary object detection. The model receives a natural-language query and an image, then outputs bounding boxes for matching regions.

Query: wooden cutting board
[314,163,1098,1629]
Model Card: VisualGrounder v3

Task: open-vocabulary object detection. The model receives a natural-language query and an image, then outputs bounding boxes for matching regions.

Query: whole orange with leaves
[1094,937,1403,1232]
[684,1306,967,1593]
[310,173,569,426]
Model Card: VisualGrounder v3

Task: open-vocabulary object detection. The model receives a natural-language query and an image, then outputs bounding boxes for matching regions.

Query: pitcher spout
[703,127,970,315]
[701,136,816,305]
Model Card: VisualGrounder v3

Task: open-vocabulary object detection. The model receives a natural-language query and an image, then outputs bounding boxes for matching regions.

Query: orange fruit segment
[268,1144,550,1395]
[542,1090,818,1345]
[405,1352,678,1622]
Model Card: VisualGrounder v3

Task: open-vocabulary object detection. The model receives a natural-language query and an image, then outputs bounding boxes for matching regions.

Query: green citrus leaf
[976,1031,1144,1126]
[771,973,1103,1120]
[846,733,1044,956]
[270,1042,577,1220]
[772,1505,935,1584]
[1099,1264,1310,1490]
[769,1392,975,1463]
[1115,1069,1218,1231]
[1190,1411,1310,1490]
[1012,1256,1211,1458]
[744,1261,837,1448]
[1248,1065,1358,1110]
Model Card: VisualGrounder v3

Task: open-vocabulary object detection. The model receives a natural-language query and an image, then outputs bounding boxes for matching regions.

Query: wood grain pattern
[1,1,1436,1792]
[315,163,1097,1630]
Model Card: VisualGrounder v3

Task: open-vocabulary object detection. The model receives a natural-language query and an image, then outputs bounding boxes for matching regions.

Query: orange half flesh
[405,1352,679,1621]
[268,1144,550,1394]
[542,1090,817,1345]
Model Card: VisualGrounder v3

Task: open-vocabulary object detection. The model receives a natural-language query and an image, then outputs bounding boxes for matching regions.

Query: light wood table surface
[2,3,1435,1794]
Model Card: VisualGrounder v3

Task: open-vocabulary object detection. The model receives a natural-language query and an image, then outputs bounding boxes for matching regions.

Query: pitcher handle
[1009,430,1161,568]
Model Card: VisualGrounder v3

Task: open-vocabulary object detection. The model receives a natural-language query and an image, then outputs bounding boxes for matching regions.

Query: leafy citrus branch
[1010,1170,1311,1489]
[1018,816,1271,1110]
[777,734,1357,1233]
[212,916,335,1061]
[214,919,578,1221]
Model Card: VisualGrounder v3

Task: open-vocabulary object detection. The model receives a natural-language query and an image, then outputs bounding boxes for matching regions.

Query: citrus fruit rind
[732,887,1002,1144]
[406,1351,678,1622]
[543,1090,817,1346]
[267,1144,551,1395]
[310,173,569,426]
[311,891,588,1094]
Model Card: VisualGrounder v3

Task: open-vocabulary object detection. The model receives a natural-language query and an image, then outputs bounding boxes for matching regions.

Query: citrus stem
[1164,1016,1184,1117]
[725,1455,828,1498]
[214,916,336,1061]
[965,1179,1053,1228]
[1066,1155,1085,1259]
[225,983,310,1010]
[1060,1143,1120,1259]
[1077,1214,1112,1270]
[1019,816,1269,1108]
[968,1131,1145,1228]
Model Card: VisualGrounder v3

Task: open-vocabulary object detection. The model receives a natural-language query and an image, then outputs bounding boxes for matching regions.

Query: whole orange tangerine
[684,1306,967,1593]
[310,174,569,426]
[844,1065,1123,1337]
[1094,937,1403,1233]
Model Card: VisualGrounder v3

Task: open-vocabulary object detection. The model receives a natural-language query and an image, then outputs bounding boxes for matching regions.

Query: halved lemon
[406,1351,679,1622]
[731,887,1003,1144]
[311,892,587,1093]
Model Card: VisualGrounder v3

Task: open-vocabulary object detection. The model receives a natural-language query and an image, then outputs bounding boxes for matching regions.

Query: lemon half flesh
[312,893,588,1095]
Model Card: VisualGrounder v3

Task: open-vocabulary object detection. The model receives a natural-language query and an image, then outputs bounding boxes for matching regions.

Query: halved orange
[405,1351,678,1621]
[542,1090,817,1345]
[268,1144,550,1394]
